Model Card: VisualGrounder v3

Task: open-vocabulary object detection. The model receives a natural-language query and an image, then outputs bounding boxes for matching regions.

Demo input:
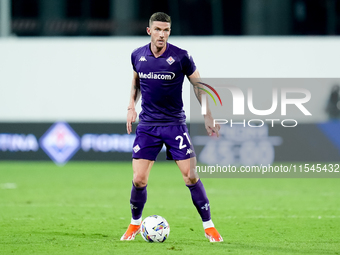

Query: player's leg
[176,158,210,222]
[121,159,154,241]
[130,158,154,221]
[176,158,223,242]
[121,126,163,241]
[162,125,222,242]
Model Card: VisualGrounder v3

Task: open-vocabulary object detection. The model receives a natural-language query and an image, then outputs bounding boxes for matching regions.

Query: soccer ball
[140,215,170,243]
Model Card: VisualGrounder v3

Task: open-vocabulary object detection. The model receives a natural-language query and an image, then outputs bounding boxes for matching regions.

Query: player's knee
[133,175,148,187]
[183,176,199,185]
[181,165,199,185]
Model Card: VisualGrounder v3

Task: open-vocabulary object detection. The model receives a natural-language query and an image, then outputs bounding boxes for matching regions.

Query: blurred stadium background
[2,0,340,36]
[1,1,340,254]
[1,0,340,164]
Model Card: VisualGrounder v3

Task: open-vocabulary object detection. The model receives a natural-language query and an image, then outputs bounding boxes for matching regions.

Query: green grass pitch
[0,161,339,255]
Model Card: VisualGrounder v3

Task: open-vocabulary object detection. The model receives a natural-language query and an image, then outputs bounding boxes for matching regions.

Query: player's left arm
[188,70,220,137]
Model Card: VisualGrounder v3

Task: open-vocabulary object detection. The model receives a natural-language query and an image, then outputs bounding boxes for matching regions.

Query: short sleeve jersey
[131,43,196,126]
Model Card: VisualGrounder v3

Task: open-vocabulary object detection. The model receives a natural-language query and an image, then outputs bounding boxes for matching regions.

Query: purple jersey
[131,43,196,126]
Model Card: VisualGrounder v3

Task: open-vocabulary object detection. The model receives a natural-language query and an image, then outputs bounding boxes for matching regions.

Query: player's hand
[127,109,137,134]
[204,114,220,137]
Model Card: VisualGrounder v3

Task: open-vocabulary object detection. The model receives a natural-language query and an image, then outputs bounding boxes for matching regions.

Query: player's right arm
[188,70,220,137]
[127,71,141,134]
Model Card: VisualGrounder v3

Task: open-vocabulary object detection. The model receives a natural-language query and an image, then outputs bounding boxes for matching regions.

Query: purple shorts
[132,125,196,161]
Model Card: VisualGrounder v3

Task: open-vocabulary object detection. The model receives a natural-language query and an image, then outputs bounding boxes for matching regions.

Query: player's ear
[146,27,151,35]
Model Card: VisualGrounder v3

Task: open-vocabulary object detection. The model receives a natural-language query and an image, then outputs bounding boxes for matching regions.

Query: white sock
[131,217,142,225]
[203,219,214,229]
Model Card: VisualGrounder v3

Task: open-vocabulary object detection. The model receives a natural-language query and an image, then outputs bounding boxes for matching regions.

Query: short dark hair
[149,12,171,26]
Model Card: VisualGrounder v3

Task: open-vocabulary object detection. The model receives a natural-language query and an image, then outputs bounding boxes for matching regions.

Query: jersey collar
[146,43,170,58]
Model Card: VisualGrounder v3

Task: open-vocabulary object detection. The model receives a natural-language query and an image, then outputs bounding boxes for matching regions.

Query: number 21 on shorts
[175,132,191,149]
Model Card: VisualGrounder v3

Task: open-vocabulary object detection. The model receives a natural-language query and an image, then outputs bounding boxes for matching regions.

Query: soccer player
[121,12,222,242]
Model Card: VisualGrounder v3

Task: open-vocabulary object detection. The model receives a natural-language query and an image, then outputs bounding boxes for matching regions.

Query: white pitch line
[0,183,17,189]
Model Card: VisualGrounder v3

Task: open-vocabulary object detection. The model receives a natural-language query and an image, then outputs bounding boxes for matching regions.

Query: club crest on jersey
[166,56,175,65]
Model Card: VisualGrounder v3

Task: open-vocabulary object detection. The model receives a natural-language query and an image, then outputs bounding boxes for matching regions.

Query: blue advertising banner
[0,122,339,166]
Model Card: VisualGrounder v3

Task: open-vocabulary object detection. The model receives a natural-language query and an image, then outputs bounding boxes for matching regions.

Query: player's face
[147,21,171,49]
